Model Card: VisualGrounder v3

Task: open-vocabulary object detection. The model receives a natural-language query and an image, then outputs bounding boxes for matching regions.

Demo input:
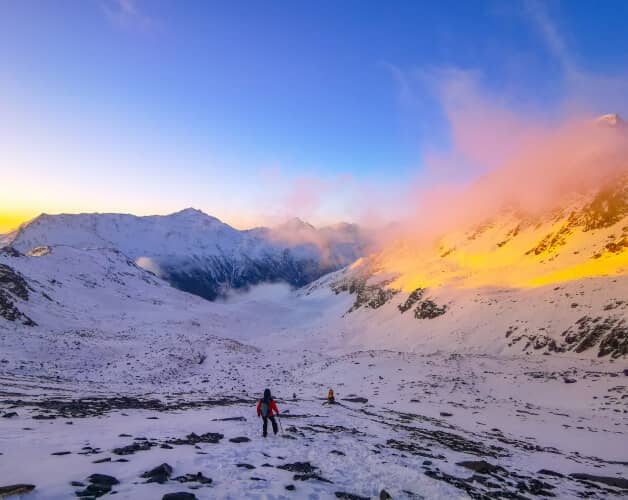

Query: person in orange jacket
[256,388,280,437]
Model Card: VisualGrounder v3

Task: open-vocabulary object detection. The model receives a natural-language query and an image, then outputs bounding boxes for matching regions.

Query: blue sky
[1,0,627,231]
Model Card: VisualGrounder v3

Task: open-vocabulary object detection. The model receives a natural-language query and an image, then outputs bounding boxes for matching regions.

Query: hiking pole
[277,414,284,434]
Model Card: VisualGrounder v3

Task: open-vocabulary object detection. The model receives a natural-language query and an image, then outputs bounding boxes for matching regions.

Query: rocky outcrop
[0,263,36,326]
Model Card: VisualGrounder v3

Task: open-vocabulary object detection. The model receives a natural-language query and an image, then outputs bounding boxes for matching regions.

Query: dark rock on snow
[569,473,628,489]
[173,472,212,484]
[456,460,503,474]
[229,436,251,443]
[162,493,197,500]
[75,474,119,498]
[142,463,173,484]
[277,462,318,473]
[0,484,36,497]
[335,492,369,500]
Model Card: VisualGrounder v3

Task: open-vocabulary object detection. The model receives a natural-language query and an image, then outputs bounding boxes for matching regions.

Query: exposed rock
[141,463,173,484]
[569,473,628,490]
[414,299,447,319]
[173,472,212,485]
[293,473,333,483]
[167,432,224,446]
[0,484,36,497]
[334,492,369,500]
[75,474,119,498]
[229,436,251,443]
[1,412,17,418]
[162,493,197,500]
[86,475,119,487]
[113,441,154,455]
[398,288,425,313]
[456,460,504,474]
[277,462,318,474]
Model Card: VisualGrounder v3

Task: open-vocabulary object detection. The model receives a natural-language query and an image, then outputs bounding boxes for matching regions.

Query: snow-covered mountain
[1,117,627,500]
[2,209,370,300]
[301,171,627,359]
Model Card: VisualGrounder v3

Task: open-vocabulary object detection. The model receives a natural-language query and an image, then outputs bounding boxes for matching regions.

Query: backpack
[261,400,270,417]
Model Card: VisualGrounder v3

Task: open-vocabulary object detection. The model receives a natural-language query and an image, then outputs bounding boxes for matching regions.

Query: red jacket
[257,399,279,417]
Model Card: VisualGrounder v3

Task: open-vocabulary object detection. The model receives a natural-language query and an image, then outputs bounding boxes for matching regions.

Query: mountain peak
[275,217,316,231]
[170,208,209,217]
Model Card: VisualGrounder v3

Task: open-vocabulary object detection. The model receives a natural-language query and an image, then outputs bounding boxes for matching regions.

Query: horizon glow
[1,0,628,234]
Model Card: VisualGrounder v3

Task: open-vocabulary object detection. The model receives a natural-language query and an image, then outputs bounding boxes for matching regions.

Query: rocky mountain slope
[299,171,628,359]
[1,209,369,300]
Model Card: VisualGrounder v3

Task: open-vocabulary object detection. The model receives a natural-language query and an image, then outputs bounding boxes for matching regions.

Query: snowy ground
[1,250,627,499]
[1,347,626,499]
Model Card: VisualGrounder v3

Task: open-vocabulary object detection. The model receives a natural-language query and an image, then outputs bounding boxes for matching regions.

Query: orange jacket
[257,399,279,417]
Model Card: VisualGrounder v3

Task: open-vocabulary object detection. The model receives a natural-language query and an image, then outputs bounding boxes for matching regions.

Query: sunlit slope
[376,176,627,290]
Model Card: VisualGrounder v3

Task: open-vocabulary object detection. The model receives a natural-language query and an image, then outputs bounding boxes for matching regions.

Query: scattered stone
[335,492,368,499]
[294,474,333,483]
[277,462,318,474]
[87,475,119,487]
[212,416,246,422]
[237,464,255,469]
[141,463,173,484]
[113,441,154,455]
[118,433,132,437]
[440,412,453,417]
[0,484,36,497]
[160,444,173,449]
[167,432,223,446]
[2,412,18,419]
[162,493,197,500]
[563,378,577,384]
[229,436,250,443]
[51,451,72,456]
[285,484,295,491]
[70,482,85,487]
[32,414,56,420]
[379,490,393,500]
[173,472,212,485]
[92,457,111,464]
[570,473,628,490]
[330,450,345,456]
[75,474,119,498]
[456,460,503,474]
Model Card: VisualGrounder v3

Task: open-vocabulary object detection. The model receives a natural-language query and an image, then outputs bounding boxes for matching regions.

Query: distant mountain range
[1,209,370,300]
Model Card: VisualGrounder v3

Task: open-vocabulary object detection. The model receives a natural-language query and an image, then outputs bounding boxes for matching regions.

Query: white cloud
[100,0,158,33]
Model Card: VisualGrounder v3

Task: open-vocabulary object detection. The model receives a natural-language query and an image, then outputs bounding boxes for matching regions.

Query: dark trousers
[262,415,278,437]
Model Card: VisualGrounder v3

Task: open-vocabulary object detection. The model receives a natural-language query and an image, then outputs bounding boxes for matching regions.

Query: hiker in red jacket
[256,388,280,437]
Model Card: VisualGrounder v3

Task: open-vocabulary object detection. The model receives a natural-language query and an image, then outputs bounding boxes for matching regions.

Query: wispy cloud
[100,0,158,33]
[523,0,575,76]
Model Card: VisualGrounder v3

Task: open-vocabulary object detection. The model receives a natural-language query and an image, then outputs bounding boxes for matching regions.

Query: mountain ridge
[2,209,371,300]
